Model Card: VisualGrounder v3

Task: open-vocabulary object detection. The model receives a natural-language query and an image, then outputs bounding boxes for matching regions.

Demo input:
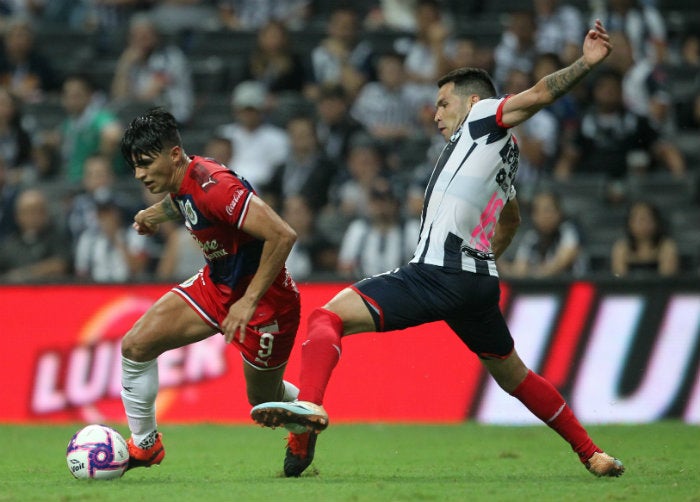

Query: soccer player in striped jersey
[252,20,624,479]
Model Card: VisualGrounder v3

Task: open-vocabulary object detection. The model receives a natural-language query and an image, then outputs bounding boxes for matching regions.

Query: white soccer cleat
[251,400,329,433]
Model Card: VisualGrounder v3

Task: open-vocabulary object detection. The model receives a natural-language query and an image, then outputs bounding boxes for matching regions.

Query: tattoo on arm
[544,58,589,100]
[161,196,182,221]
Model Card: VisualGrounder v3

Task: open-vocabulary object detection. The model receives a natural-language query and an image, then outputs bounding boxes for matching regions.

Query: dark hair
[625,200,666,251]
[437,67,497,99]
[120,107,182,170]
[63,73,97,93]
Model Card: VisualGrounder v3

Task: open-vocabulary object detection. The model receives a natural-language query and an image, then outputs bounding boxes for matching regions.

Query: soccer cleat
[585,451,625,477]
[126,432,165,470]
[284,431,318,477]
[251,400,329,433]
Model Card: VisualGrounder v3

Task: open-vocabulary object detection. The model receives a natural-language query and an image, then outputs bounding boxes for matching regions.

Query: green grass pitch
[0,422,698,501]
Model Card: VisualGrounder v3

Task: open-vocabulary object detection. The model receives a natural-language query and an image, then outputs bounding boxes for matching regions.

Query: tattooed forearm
[160,196,182,221]
[544,58,590,100]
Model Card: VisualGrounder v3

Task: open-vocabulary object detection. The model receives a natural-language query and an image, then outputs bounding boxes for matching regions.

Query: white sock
[282,380,299,402]
[121,356,159,445]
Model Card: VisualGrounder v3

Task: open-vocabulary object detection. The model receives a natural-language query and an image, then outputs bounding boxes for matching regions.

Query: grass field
[0,421,698,502]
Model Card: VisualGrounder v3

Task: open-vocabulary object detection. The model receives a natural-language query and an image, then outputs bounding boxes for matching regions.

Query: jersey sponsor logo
[496,137,519,192]
[225,188,246,216]
[192,236,229,260]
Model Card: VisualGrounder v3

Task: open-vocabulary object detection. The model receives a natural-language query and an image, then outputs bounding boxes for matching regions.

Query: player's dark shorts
[173,266,300,370]
[351,263,514,359]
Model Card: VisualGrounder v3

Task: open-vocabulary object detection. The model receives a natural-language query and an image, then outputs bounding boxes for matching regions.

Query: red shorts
[172,267,300,370]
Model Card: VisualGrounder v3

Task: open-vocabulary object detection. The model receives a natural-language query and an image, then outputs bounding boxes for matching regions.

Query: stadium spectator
[501,68,558,204]
[242,20,309,96]
[202,135,234,167]
[251,20,625,480]
[611,199,679,277]
[670,31,700,132]
[117,108,301,471]
[43,73,123,184]
[0,158,18,240]
[350,51,425,143]
[262,114,336,212]
[215,80,289,188]
[501,190,586,278]
[337,179,418,279]
[0,16,60,103]
[364,0,419,32]
[493,9,538,88]
[145,0,220,33]
[589,0,666,62]
[314,84,366,165]
[393,0,453,87]
[309,7,375,99]
[0,86,32,183]
[153,221,203,282]
[554,69,686,201]
[218,0,311,31]
[531,52,580,144]
[111,14,194,125]
[281,194,336,281]
[333,134,387,222]
[73,192,149,283]
[604,32,675,136]
[533,0,584,65]
[0,187,71,283]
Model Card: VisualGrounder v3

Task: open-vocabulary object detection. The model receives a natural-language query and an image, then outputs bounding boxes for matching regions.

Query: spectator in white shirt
[216,80,289,188]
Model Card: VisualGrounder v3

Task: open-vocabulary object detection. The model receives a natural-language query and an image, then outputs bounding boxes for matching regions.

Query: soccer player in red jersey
[119,108,301,470]
[252,20,625,478]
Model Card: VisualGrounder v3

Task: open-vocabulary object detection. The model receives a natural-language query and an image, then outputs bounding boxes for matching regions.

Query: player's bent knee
[121,329,156,362]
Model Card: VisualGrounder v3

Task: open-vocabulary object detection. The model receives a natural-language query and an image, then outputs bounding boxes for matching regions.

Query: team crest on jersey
[178,199,199,226]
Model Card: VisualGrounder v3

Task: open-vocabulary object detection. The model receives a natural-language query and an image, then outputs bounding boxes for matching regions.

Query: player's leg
[449,290,624,478]
[482,352,624,476]
[121,290,216,468]
[243,362,299,405]
[250,287,374,429]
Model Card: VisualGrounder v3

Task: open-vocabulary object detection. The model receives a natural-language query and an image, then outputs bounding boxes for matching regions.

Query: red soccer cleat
[126,432,165,470]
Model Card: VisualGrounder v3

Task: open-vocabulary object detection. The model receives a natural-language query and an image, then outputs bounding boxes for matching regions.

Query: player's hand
[222,297,257,344]
[582,19,612,68]
[133,210,159,235]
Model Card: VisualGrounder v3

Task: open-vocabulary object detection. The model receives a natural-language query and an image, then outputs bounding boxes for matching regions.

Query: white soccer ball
[66,424,129,480]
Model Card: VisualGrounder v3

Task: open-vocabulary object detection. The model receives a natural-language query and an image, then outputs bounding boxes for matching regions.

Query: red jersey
[172,156,291,291]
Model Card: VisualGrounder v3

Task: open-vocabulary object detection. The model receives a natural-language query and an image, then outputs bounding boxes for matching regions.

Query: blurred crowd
[0,0,698,285]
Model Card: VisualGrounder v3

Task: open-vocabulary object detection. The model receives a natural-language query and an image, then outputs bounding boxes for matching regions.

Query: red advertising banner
[1,281,699,425]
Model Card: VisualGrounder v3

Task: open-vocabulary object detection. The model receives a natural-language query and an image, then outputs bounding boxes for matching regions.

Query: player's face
[434,82,471,141]
[132,146,182,194]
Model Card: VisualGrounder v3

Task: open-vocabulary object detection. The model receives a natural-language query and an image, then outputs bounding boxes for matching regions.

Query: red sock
[298,308,343,405]
[511,370,600,462]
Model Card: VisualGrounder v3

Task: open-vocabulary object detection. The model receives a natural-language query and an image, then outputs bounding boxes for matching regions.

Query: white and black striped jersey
[410,97,519,277]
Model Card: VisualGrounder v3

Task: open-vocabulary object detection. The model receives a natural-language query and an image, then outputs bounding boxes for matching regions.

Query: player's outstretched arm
[501,19,612,127]
[133,195,182,235]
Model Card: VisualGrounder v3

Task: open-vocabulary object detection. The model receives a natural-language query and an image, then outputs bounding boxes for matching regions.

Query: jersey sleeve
[204,172,254,229]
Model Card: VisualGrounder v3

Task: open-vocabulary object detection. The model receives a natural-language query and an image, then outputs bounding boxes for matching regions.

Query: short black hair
[121,107,182,170]
[437,67,497,99]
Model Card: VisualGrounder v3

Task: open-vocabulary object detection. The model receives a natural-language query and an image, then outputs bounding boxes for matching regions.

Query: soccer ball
[66,424,129,480]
